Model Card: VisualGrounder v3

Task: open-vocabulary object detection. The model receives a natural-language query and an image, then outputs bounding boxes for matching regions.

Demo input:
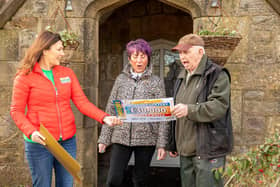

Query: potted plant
[58,29,79,50]
[197,27,242,66]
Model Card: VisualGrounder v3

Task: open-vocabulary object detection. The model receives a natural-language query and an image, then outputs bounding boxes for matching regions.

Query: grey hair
[193,45,205,54]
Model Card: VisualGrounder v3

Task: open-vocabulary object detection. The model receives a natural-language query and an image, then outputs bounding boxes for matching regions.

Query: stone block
[243,116,266,135]
[81,168,95,186]
[244,90,264,100]
[70,101,84,129]
[251,31,272,44]
[233,132,243,146]
[7,16,38,30]
[243,100,264,115]
[0,61,17,87]
[18,30,37,59]
[251,15,279,31]
[0,62,11,86]
[0,165,31,186]
[231,63,280,90]
[0,86,12,110]
[225,64,246,89]
[231,90,242,133]
[0,30,18,61]
[266,116,280,133]
[262,101,279,115]
[276,34,280,62]
[0,115,19,142]
[238,0,274,16]
[0,148,20,163]
[13,0,48,18]
[244,133,265,145]
[264,89,280,100]
[248,32,275,64]
[84,18,97,63]
[76,127,97,167]
[69,63,85,87]
[84,63,99,89]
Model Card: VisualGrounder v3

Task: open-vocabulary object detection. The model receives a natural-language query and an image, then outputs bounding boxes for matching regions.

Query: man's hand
[157,148,167,160]
[103,116,122,127]
[172,103,188,118]
[31,131,46,145]
[98,143,107,153]
[169,151,178,157]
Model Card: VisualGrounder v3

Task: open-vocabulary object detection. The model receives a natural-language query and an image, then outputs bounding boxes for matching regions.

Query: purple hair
[126,39,152,60]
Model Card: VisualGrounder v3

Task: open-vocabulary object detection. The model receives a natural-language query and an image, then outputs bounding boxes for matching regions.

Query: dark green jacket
[175,55,233,158]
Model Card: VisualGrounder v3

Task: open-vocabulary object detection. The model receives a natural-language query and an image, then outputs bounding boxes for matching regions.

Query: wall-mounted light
[65,0,73,11]
[211,0,220,8]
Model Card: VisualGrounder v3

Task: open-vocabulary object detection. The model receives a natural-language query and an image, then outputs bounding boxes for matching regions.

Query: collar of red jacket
[33,62,59,74]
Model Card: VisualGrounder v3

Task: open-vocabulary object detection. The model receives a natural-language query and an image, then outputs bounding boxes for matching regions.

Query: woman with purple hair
[98,39,169,187]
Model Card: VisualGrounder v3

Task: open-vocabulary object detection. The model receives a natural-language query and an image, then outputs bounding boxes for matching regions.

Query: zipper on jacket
[55,88,63,140]
[129,80,138,145]
[41,71,63,140]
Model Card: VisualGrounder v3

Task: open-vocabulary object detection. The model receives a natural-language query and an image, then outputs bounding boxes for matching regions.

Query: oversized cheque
[113,97,176,122]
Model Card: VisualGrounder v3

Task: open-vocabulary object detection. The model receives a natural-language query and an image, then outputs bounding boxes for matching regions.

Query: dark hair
[126,39,152,61]
[17,30,61,75]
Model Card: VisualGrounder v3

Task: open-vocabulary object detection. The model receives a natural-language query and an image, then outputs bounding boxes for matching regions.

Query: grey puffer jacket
[98,62,169,148]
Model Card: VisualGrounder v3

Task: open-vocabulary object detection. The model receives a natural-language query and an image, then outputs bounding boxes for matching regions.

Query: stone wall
[0,0,279,186]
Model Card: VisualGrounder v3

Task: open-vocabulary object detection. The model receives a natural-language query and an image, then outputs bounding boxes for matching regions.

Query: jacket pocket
[207,127,229,155]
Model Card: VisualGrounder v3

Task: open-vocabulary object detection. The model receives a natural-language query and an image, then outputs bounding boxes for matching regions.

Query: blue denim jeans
[25,136,76,187]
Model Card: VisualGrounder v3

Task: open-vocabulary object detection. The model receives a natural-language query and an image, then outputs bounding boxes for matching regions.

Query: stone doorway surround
[83,0,200,186]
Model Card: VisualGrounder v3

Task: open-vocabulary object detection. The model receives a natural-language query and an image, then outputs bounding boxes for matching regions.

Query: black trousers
[106,143,155,187]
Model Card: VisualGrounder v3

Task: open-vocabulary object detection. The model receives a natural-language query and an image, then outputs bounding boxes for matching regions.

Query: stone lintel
[266,0,280,15]
[0,0,26,29]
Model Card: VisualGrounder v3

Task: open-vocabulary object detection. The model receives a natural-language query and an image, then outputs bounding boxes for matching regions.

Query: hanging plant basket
[45,2,80,67]
[60,40,80,66]
[200,35,242,66]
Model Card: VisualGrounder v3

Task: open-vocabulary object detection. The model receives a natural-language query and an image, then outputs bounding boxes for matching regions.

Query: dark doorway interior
[122,166,181,187]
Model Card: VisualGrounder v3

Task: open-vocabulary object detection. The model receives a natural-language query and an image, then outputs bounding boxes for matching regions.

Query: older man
[170,34,233,187]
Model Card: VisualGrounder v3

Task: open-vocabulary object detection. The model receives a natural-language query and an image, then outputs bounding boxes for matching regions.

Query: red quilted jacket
[10,63,108,140]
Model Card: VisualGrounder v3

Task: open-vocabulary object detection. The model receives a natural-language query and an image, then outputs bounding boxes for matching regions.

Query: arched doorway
[97,0,193,186]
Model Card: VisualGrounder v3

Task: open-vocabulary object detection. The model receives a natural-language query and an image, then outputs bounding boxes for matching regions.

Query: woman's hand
[169,151,178,158]
[98,143,107,153]
[157,148,167,160]
[103,116,122,126]
[31,131,46,145]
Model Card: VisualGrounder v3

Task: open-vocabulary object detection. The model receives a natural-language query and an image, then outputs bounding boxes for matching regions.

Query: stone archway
[83,0,201,186]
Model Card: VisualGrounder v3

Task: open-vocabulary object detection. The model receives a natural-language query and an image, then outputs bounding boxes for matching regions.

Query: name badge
[60,76,71,84]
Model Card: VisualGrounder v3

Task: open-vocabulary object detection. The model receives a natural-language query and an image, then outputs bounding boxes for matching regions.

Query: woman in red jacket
[10,30,122,187]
